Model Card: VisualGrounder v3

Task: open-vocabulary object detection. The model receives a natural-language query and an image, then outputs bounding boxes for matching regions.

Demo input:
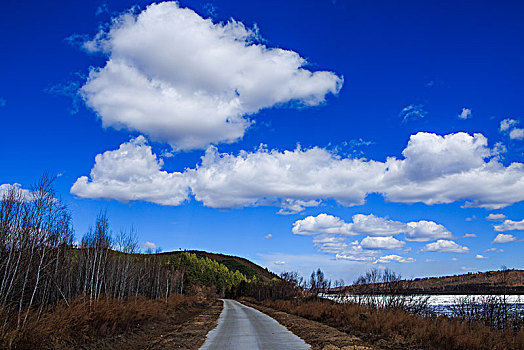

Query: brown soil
[239,299,379,350]
[79,299,223,350]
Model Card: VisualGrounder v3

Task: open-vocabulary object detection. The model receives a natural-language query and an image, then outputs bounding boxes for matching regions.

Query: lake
[321,294,524,316]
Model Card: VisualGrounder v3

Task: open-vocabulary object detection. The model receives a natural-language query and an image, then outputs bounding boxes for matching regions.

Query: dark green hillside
[158,250,278,281]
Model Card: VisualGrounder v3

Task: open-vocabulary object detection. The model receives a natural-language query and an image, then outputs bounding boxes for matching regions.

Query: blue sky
[1,0,524,282]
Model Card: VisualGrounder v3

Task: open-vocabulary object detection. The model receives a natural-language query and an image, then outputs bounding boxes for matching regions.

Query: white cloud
[374,255,415,264]
[492,234,517,244]
[277,199,320,215]
[335,250,377,262]
[405,220,452,242]
[360,236,405,250]
[312,235,351,254]
[491,142,507,156]
[461,266,476,271]
[500,119,518,132]
[350,214,407,237]
[292,213,451,242]
[0,183,33,202]
[140,241,157,250]
[463,233,477,238]
[422,240,470,253]
[486,213,507,221]
[291,213,451,261]
[264,233,272,239]
[305,234,379,262]
[475,254,487,259]
[80,2,342,150]
[499,118,524,140]
[493,219,524,232]
[189,145,385,210]
[292,213,352,236]
[399,104,426,121]
[458,108,472,119]
[73,131,524,211]
[510,128,524,140]
[485,247,504,253]
[71,136,190,205]
[274,260,286,265]
[381,132,524,209]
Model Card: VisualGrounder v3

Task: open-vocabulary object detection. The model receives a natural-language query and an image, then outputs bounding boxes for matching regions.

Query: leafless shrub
[352,268,430,315]
[450,295,523,330]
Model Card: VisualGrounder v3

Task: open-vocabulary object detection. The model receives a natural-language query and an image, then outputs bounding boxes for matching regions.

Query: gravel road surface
[200,299,310,350]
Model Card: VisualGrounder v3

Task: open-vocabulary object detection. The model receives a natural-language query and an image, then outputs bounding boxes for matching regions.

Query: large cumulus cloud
[80,2,342,150]
[72,131,524,212]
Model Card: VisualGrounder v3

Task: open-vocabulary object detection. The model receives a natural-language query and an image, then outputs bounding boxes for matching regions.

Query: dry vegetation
[1,294,208,349]
[251,297,524,349]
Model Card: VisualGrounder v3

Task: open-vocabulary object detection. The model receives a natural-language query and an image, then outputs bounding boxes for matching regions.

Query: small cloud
[399,104,427,122]
[140,241,157,250]
[374,255,415,264]
[500,118,518,132]
[425,258,438,262]
[425,80,435,88]
[274,260,285,265]
[161,150,174,158]
[422,240,470,253]
[451,257,458,261]
[361,236,405,250]
[491,142,507,156]
[463,233,477,238]
[476,254,488,259]
[277,199,320,215]
[510,128,524,140]
[485,248,504,253]
[465,215,476,222]
[264,233,272,239]
[492,233,517,244]
[494,219,524,232]
[499,118,523,139]
[458,108,472,119]
[461,266,476,271]
[486,213,506,221]
[0,97,6,107]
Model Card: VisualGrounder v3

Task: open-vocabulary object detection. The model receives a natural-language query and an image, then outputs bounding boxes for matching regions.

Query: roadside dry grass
[0,295,222,350]
[94,298,223,350]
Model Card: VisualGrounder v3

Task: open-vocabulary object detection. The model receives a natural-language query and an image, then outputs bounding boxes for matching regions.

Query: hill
[338,269,524,295]
[406,269,524,294]
[158,250,278,281]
